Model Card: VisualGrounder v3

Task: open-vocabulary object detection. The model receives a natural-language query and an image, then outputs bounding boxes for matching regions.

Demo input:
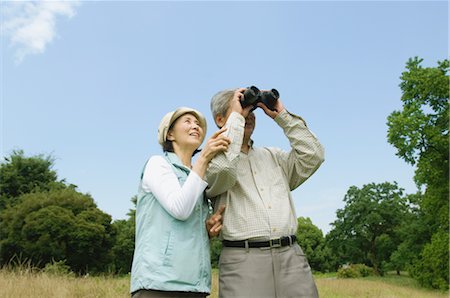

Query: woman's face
[167,113,205,149]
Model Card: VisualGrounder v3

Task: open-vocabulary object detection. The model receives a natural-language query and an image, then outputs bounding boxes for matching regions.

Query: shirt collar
[241,139,254,154]
[164,151,191,172]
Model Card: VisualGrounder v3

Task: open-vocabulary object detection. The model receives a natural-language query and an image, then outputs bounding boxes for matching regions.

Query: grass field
[0,268,447,298]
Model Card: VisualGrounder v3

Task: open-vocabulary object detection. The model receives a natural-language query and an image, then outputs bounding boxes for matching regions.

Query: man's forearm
[274,110,325,189]
[205,112,245,197]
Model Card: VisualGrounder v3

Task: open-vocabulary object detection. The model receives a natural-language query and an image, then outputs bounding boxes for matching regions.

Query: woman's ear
[167,130,175,141]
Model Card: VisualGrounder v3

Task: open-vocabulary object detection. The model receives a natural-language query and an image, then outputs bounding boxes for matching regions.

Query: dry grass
[210,269,219,297]
[0,269,129,298]
[0,268,447,298]
[316,277,448,298]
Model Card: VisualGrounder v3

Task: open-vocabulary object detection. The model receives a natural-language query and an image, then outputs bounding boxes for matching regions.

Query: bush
[353,263,375,277]
[337,265,360,278]
[43,259,74,276]
[337,264,374,278]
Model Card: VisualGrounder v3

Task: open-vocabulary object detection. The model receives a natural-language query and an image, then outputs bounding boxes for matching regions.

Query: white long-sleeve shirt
[142,155,208,220]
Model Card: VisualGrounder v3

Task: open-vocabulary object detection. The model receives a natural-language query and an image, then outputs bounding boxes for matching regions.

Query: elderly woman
[131,107,230,298]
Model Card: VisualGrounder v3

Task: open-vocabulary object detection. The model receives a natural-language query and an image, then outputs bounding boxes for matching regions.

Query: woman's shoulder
[142,155,172,180]
[147,154,169,166]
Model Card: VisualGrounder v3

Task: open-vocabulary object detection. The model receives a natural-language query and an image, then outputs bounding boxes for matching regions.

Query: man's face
[214,99,256,139]
[244,112,255,139]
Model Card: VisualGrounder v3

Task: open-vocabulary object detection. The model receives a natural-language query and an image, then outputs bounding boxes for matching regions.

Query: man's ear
[215,114,226,128]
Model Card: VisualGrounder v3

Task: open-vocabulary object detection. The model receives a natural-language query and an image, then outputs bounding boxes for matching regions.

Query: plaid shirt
[205,110,324,241]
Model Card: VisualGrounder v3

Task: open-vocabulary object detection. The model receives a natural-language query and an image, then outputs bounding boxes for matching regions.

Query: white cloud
[1,0,81,63]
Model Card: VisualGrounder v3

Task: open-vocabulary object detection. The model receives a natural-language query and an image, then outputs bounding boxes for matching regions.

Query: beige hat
[157,107,207,146]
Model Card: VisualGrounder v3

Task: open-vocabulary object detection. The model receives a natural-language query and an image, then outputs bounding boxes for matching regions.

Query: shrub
[353,263,375,277]
[337,264,360,278]
[43,259,74,276]
[337,264,375,278]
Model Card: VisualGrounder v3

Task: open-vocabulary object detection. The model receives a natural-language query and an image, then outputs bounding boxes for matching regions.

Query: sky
[1,1,448,234]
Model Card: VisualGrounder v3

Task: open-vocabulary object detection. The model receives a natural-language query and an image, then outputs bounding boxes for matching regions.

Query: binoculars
[240,86,280,111]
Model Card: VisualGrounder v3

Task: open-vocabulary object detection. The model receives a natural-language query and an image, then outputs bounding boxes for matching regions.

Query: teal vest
[130,152,211,294]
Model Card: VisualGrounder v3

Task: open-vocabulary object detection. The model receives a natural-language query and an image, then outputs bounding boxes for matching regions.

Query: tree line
[0,58,448,290]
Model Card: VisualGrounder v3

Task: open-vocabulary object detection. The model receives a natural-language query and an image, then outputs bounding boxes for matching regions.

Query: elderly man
[205,87,325,298]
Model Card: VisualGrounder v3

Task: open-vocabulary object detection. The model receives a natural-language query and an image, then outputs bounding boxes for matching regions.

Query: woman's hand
[192,127,230,178]
[200,127,231,162]
[206,205,226,238]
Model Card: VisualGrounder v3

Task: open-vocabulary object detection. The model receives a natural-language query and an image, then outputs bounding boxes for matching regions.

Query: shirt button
[268,205,272,209]
[261,188,264,191]
[273,228,277,232]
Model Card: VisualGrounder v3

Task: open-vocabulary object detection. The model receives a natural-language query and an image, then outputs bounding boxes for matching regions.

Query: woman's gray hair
[210,88,237,123]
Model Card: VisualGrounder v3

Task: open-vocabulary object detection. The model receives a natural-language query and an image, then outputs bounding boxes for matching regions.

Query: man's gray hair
[210,88,237,120]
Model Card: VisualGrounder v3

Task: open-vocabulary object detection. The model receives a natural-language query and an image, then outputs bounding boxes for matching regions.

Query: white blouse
[142,155,208,221]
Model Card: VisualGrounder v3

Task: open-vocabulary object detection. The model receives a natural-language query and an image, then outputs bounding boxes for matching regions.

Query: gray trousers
[219,243,319,298]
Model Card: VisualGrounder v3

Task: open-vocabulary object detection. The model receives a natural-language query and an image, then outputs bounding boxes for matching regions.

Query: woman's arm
[142,156,207,220]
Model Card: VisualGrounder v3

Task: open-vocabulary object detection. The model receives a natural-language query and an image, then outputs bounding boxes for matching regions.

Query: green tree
[0,150,66,210]
[386,57,449,288]
[386,193,426,275]
[410,231,449,290]
[110,197,136,274]
[327,182,408,275]
[321,234,341,272]
[296,217,325,272]
[110,219,135,273]
[0,188,115,274]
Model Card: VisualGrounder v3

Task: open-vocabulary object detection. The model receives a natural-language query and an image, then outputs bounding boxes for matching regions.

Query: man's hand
[206,205,226,238]
[230,88,254,118]
[257,97,285,119]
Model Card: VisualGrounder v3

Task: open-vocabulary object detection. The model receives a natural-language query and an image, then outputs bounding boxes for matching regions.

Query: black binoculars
[240,86,280,111]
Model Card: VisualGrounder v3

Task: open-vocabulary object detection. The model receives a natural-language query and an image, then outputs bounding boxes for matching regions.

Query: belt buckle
[269,238,282,248]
